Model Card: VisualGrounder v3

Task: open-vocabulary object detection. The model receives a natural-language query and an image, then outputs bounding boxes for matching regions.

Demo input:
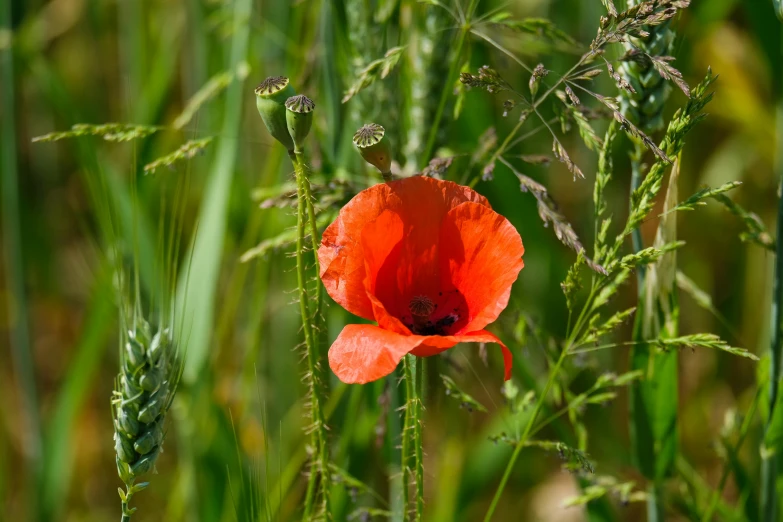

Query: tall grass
[1,3,42,521]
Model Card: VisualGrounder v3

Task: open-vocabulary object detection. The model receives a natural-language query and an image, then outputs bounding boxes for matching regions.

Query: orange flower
[318,176,525,384]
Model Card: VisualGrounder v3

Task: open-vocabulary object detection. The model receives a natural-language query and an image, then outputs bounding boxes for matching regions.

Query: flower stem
[402,356,414,520]
[293,151,323,315]
[291,151,330,520]
[413,356,424,522]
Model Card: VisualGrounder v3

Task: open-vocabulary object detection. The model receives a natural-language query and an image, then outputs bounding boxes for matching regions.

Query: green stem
[292,153,322,520]
[701,390,760,522]
[413,357,424,522]
[483,348,569,522]
[762,67,783,522]
[630,143,645,285]
[294,151,323,315]
[401,356,414,520]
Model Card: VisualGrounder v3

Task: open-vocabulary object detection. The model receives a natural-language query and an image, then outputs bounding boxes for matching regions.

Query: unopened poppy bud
[255,76,296,152]
[284,94,315,153]
[353,123,392,182]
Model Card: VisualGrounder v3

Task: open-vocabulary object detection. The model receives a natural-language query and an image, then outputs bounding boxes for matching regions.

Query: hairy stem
[414,356,424,521]
[294,151,323,315]
[401,356,414,520]
[291,153,330,520]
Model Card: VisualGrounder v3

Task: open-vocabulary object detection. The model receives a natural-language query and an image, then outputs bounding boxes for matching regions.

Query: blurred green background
[1,0,781,521]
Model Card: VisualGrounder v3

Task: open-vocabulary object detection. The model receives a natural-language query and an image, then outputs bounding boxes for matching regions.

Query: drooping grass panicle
[499,156,605,274]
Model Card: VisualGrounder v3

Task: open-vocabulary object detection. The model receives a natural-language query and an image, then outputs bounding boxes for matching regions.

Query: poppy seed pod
[255,76,296,152]
[353,123,392,181]
[284,94,315,153]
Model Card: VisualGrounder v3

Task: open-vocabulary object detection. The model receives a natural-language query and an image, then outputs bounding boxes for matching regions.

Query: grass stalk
[762,34,783,520]
[630,145,646,284]
[701,389,760,522]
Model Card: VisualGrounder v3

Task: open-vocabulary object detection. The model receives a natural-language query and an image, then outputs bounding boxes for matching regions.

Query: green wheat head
[112,297,181,520]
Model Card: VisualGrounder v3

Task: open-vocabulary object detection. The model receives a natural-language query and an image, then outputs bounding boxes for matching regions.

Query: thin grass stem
[701,389,760,522]
[762,39,783,519]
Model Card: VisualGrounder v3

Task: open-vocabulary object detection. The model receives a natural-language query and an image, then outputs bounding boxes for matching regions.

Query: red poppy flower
[318,176,524,384]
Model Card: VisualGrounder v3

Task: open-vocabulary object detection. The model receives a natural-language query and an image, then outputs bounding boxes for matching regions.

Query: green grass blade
[630,157,681,520]
[41,277,114,519]
[1,5,43,519]
[178,0,253,383]
[761,32,783,522]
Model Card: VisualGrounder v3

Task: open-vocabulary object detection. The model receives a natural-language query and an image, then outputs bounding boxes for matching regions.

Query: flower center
[409,295,436,318]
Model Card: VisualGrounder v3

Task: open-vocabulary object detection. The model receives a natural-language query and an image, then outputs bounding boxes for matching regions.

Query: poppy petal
[328,324,421,384]
[409,330,513,381]
[439,202,524,333]
[319,177,489,322]
[328,325,512,383]
[360,209,410,334]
